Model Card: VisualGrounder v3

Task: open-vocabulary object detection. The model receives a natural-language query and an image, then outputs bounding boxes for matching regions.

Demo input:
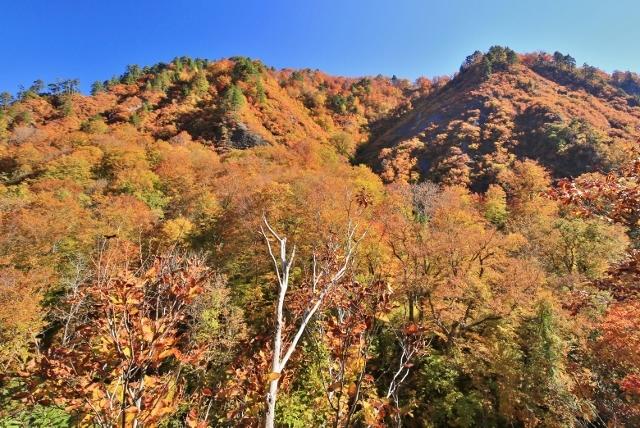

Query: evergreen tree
[174,57,183,73]
[461,50,483,71]
[130,111,142,127]
[152,71,171,92]
[231,56,261,82]
[0,92,12,109]
[91,80,105,95]
[108,75,120,87]
[191,71,209,96]
[123,64,142,84]
[256,79,267,104]
[223,85,245,112]
[48,81,62,95]
[61,79,79,95]
[29,80,45,94]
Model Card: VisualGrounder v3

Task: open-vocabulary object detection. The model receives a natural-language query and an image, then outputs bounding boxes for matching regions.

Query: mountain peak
[357,48,640,190]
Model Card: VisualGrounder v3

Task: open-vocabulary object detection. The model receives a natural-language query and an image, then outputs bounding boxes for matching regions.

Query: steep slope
[3,51,640,427]
[3,50,640,195]
[1,57,417,156]
[359,48,640,190]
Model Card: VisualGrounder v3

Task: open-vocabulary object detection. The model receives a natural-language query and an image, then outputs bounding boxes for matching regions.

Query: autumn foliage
[1,49,640,426]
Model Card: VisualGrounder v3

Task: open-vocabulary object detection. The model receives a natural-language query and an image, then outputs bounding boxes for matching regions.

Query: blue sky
[2,0,639,94]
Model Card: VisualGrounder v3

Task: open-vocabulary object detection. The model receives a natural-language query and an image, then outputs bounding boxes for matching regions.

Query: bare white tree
[385,330,428,428]
[261,216,358,428]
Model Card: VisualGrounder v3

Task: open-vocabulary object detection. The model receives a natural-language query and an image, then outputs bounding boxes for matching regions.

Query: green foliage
[190,71,210,97]
[276,392,326,428]
[255,79,267,104]
[223,84,246,112]
[329,131,355,157]
[516,300,583,426]
[479,45,519,77]
[29,80,45,94]
[276,342,329,427]
[58,95,74,117]
[483,184,508,228]
[47,79,79,96]
[416,354,484,427]
[122,64,143,84]
[12,110,32,126]
[124,178,167,213]
[546,216,628,278]
[518,118,612,177]
[17,80,45,100]
[545,118,604,155]
[90,80,105,95]
[525,302,560,376]
[151,71,172,92]
[231,56,262,82]
[43,148,102,184]
[107,75,120,88]
[173,57,184,73]
[327,93,355,114]
[130,111,142,127]
[0,405,72,428]
[553,51,577,70]
[351,78,372,96]
[80,115,108,134]
[289,70,304,83]
[460,50,483,71]
[0,92,12,109]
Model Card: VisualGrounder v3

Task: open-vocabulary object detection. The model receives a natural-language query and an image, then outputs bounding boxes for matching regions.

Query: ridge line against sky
[2,0,640,94]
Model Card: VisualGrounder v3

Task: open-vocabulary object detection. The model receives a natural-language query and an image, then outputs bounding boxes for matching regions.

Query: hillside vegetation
[0,48,639,427]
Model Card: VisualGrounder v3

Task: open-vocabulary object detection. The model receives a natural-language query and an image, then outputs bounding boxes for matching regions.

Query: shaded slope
[359,54,640,190]
[1,57,416,157]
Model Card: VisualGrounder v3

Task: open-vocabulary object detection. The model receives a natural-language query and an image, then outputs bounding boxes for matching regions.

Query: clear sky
[2,0,640,94]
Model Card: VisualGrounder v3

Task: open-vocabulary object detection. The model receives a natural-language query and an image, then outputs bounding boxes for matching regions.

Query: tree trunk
[260,216,356,428]
[408,293,415,322]
[265,378,279,428]
[265,279,284,428]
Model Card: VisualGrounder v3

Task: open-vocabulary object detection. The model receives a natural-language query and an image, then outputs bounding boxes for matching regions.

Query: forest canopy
[1,48,640,426]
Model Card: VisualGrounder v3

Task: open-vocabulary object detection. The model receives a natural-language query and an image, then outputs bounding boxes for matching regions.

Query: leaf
[404,323,419,335]
[266,372,281,382]
[143,265,158,279]
[352,322,367,335]
[158,348,177,360]
[347,382,358,397]
[376,313,390,323]
[141,321,154,342]
[328,381,342,392]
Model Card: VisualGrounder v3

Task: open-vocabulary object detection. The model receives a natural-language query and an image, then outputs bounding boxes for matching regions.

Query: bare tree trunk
[265,243,286,428]
[261,216,358,428]
[408,293,415,322]
[265,377,279,428]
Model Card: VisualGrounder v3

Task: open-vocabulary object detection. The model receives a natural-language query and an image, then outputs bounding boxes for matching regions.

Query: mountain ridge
[3,49,639,192]
[359,48,640,189]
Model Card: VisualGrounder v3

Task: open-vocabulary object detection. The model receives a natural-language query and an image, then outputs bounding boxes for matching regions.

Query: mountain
[1,56,418,153]
[2,49,640,427]
[4,49,639,192]
[358,46,640,190]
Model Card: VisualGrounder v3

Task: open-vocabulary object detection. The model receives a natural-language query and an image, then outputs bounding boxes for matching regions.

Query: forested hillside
[362,46,640,189]
[1,48,639,427]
